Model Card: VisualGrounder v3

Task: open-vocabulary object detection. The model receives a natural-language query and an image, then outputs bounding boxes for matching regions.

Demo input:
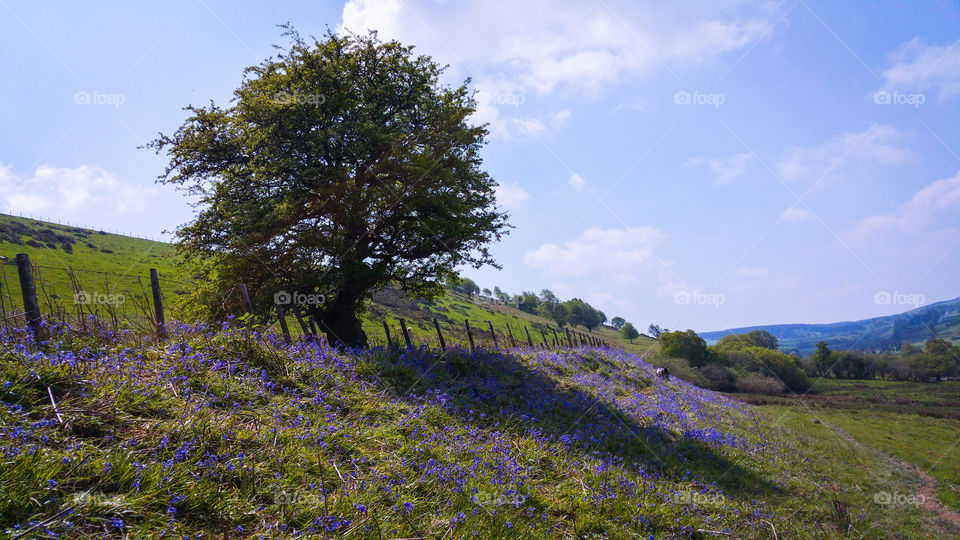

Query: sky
[1,0,959,333]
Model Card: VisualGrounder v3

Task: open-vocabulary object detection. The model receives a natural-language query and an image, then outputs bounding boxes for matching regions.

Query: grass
[808,409,960,512]
[2,323,958,537]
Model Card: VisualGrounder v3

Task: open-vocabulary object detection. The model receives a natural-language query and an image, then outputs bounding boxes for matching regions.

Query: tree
[647,324,665,339]
[611,317,626,330]
[659,330,714,367]
[514,291,540,314]
[621,322,640,343]
[150,28,509,347]
[481,288,492,296]
[811,341,833,377]
[537,289,566,328]
[454,278,481,296]
[746,330,779,350]
[563,298,602,330]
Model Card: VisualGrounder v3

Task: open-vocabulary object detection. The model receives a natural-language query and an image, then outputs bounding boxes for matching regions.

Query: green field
[737,377,960,527]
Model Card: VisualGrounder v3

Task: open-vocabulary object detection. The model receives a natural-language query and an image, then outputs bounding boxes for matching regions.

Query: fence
[2,252,613,351]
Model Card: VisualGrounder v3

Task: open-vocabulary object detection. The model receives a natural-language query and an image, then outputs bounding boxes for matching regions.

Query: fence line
[2,252,616,351]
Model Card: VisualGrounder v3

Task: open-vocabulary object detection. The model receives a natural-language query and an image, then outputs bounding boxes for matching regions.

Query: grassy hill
[0,213,656,354]
[2,324,957,537]
[701,297,960,355]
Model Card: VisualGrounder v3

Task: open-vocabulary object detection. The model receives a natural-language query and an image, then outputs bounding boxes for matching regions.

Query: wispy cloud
[776,124,913,187]
[341,0,781,138]
[878,37,960,101]
[685,152,754,185]
[524,226,665,278]
[0,162,156,217]
[847,168,960,245]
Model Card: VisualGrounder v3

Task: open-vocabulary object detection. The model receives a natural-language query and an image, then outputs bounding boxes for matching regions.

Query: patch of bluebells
[0,321,788,536]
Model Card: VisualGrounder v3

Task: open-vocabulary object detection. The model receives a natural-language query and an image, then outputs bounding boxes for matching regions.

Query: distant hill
[701,297,960,355]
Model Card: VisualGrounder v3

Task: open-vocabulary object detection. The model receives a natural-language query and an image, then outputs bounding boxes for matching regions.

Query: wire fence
[2,253,613,350]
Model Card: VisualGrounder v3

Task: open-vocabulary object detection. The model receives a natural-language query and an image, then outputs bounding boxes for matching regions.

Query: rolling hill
[701,297,960,355]
[0,213,655,354]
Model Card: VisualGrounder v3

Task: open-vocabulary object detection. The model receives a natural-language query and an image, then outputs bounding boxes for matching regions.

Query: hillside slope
[1,325,955,537]
[701,297,960,354]
[0,213,656,354]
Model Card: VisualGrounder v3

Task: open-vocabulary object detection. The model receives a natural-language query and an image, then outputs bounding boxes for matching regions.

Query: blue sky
[1,0,959,332]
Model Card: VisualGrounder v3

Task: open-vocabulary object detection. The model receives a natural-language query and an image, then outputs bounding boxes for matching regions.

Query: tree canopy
[150,28,509,347]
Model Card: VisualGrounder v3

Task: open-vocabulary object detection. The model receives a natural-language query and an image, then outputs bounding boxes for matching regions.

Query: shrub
[699,364,737,392]
[734,374,785,394]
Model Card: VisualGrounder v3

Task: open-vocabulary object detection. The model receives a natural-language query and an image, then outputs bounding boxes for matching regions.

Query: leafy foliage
[149,28,509,347]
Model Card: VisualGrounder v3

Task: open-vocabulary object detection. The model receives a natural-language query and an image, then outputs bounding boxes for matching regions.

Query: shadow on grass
[363,345,778,499]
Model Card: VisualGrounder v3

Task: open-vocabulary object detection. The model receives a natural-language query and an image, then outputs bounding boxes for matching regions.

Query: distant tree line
[653,327,960,395]
[804,339,960,382]
[446,276,613,331]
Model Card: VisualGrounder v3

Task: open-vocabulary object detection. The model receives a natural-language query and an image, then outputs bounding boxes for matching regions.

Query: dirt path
[824,421,960,530]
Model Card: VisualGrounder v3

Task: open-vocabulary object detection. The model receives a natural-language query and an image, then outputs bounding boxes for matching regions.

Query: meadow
[3,322,959,538]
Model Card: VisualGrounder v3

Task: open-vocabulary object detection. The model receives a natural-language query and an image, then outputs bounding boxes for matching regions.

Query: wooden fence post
[487,321,498,349]
[539,326,548,348]
[15,254,42,339]
[275,303,292,344]
[399,318,413,348]
[239,284,254,319]
[149,268,167,341]
[293,307,311,339]
[524,326,534,347]
[465,319,475,351]
[506,324,517,347]
[552,328,559,347]
[565,328,573,347]
[383,320,393,347]
[433,318,446,351]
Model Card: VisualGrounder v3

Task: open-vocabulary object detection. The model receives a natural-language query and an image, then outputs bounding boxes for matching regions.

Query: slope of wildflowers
[0,322,933,538]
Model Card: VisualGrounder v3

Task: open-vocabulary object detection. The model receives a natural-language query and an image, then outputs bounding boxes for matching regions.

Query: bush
[734,374,785,395]
[699,364,737,392]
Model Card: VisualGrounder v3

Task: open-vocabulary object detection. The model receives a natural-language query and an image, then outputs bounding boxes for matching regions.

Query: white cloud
[0,162,155,219]
[776,124,913,186]
[524,226,665,277]
[779,206,809,223]
[848,169,960,244]
[494,181,530,208]
[341,0,781,138]
[686,152,753,185]
[568,173,587,191]
[878,38,960,101]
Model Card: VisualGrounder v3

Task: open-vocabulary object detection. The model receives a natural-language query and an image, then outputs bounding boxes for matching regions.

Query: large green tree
[659,329,714,367]
[150,28,509,347]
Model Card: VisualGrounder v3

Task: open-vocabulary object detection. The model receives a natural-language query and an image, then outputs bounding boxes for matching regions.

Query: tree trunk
[315,288,368,349]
